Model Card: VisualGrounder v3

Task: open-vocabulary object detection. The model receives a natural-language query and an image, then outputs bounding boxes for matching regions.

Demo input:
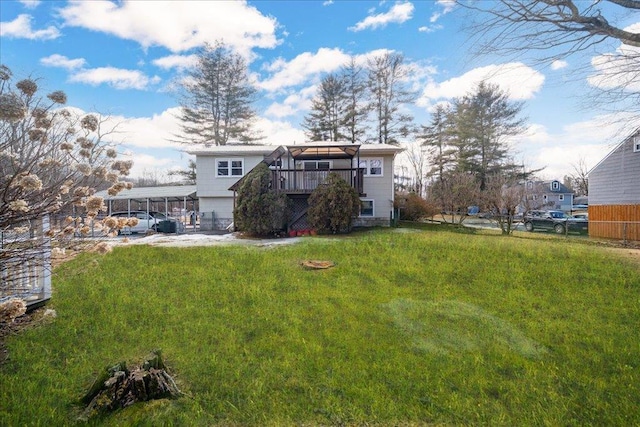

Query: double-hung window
[360,199,374,217]
[216,159,244,177]
[634,136,640,152]
[359,158,383,176]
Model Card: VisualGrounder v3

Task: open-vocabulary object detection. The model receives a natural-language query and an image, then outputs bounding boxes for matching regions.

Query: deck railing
[270,168,364,194]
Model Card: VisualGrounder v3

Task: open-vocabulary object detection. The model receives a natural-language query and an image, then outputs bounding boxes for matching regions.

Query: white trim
[634,136,640,152]
[359,157,383,177]
[216,158,244,177]
[360,199,374,217]
[559,194,565,201]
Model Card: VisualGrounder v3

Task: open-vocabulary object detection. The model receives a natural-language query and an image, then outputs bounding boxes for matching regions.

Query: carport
[94,185,199,231]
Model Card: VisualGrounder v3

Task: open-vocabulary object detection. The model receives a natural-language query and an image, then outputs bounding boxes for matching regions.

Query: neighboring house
[588,129,640,242]
[520,179,574,213]
[188,142,403,231]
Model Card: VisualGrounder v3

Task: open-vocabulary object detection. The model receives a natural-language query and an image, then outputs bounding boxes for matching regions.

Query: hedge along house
[588,129,640,242]
[188,142,403,231]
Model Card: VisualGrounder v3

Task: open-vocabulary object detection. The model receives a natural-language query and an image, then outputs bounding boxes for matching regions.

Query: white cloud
[323,0,334,5]
[254,117,307,145]
[417,62,545,107]
[515,114,634,179]
[418,25,442,33]
[152,54,199,71]
[40,54,86,70]
[349,2,414,32]
[107,107,183,149]
[0,14,60,40]
[551,60,568,70]
[258,48,350,92]
[69,67,161,90]
[436,0,456,14]
[57,1,279,56]
[19,0,40,9]
[587,44,640,92]
[264,85,317,118]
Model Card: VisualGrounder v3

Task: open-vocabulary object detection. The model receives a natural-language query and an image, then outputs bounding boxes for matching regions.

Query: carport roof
[94,185,197,202]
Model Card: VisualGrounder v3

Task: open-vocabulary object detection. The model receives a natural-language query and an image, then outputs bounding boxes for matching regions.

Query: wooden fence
[0,217,52,306]
[588,205,640,243]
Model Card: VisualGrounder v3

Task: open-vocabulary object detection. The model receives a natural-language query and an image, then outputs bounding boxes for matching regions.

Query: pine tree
[449,81,526,189]
[176,41,261,146]
[302,74,347,141]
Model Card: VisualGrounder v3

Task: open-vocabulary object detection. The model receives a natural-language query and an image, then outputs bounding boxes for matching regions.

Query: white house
[188,142,403,231]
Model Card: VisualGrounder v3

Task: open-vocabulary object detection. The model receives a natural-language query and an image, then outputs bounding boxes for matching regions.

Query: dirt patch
[603,246,640,267]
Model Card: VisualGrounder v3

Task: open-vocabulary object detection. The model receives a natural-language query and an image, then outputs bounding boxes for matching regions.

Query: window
[216,158,243,177]
[303,161,331,170]
[634,136,640,152]
[360,199,374,217]
[543,195,548,202]
[559,194,564,201]
[359,158,383,176]
[551,181,560,191]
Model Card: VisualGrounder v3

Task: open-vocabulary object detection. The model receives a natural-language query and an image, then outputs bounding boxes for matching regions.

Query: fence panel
[588,205,640,242]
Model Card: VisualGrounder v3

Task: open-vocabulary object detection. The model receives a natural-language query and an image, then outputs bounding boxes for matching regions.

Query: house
[588,129,640,242]
[188,142,403,231]
[520,179,574,213]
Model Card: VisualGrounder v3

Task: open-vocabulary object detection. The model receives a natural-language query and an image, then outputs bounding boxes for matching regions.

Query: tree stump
[300,260,335,269]
[80,349,180,421]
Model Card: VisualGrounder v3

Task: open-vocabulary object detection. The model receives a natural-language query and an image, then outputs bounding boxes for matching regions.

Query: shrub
[234,163,289,236]
[307,173,361,234]
[395,192,438,221]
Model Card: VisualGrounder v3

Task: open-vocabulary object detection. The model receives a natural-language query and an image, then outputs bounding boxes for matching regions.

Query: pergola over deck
[94,185,198,216]
[262,142,364,195]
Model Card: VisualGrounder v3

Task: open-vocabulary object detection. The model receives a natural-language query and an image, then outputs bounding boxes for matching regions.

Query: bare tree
[403,142,428,197]
[428,171,481,225]
[176,41,261,146]
[568,157,589,196]
[367,52,416,145]
[457,0,640,125]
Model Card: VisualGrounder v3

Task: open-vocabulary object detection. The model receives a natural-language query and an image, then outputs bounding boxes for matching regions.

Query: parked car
[523,210,588,234]
[110,211,185,234]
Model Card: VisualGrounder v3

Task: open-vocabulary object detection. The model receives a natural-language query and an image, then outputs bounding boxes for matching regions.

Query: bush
[234,163,289,236]
[395,192,438,221]
[307,173,361,234]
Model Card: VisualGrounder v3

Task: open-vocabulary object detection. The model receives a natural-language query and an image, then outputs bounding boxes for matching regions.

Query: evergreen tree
[176,41,261,146]
[449,81,526,190]
[302,74,346,141]
[419,104,456,186]
[234,163,289,236]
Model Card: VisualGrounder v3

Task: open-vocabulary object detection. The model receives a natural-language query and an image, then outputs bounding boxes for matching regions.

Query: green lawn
[1,225,639,426]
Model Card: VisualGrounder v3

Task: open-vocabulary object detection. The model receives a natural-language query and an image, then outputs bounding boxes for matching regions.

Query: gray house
[521,179,574,212]
[588,129,640,241]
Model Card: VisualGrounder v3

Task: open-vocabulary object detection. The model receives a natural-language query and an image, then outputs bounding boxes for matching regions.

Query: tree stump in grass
[79,349,180,421]
[301,260,335,269]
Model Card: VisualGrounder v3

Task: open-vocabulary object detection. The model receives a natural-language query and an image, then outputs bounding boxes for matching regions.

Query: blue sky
[1,0,638,181]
